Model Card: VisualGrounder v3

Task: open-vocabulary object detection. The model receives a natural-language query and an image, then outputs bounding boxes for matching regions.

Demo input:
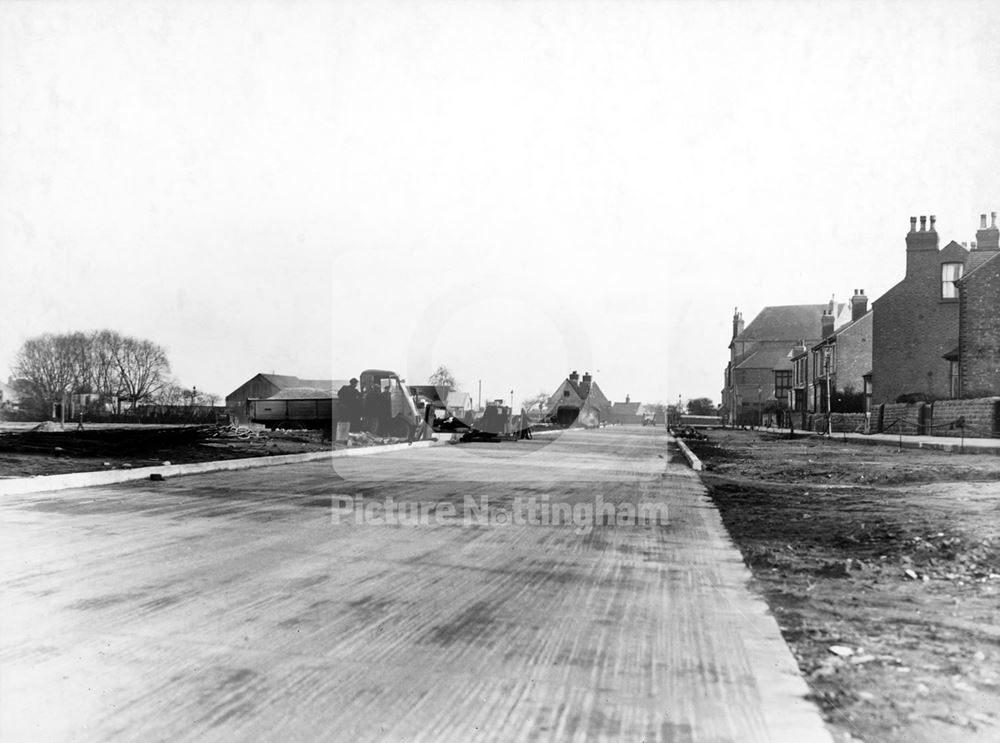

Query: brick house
[872,213,998,404]
[723,302,851,425]
[609,395,643,425]
[955,213,1000,396]
[809,291,872,414]
[544,371,611,427]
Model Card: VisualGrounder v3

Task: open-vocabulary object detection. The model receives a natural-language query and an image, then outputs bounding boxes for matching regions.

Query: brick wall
[879,403,927,435]
[928,398,1000,438]
[809,412,867,433]
[959,257,1000,396]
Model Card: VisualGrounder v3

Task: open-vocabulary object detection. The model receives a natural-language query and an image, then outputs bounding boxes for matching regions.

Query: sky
[2,0,998,408]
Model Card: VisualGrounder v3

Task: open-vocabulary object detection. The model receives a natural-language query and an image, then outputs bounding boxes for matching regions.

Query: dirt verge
[687,430,1000,743]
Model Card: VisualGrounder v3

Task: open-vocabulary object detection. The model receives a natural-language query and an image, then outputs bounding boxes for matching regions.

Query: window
[941,262,963,299]
[563,389,570,397]
[774,371,792,401]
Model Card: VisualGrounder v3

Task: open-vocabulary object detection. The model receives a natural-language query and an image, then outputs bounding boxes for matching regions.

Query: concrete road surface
[1,427,832,742]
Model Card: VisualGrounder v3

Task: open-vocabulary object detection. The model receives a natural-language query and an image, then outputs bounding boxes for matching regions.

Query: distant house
[808,291,873,414]
[723,301,851,425]
[0,378,22,411]
[544,371,611,427]
[609,395,643,425]
[444,391,474,419]
[226,373,335,424]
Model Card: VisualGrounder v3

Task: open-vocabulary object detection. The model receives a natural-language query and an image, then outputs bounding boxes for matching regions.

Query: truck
[247,368,422,438]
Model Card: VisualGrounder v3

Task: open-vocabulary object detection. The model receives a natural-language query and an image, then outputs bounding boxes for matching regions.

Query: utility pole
[478,379,482,411]
[824,351,833,437]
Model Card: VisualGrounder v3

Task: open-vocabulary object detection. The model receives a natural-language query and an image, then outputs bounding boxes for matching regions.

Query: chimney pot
[992,211,997,227]
[929,215,936,231]
[919,216,927,231]
[981,214,988,229]
[909,216,917,232]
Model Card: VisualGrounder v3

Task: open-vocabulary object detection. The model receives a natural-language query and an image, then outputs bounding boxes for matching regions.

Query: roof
[735,347,795,371]
[267,387,334,399]
[445,391,472,409]
[257,374,334,391]
[958,250,1000,282]
[611,401,641,415]
[736,304,845,343]
[812,310,872,349]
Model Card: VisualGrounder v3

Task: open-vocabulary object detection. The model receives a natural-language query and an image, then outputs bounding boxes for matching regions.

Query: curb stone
[0,440,440,496]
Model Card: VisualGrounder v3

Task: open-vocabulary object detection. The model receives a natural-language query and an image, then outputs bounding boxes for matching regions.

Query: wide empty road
[1,427,831,742]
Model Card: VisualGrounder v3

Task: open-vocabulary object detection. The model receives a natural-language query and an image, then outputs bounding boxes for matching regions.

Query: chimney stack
[569,370,579,383]
[906,213,940,275]
[625,394,630,404]
[580,372,593,398]
[851,288,868,321]
[821,304,835,339]
[977,210,1000,252]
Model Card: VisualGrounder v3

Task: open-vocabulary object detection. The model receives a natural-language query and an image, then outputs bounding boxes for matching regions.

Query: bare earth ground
[686,429,1000,743]
[0,425,331,478]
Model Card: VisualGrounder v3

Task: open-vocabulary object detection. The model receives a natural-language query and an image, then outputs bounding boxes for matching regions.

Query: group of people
[336,378,392,435]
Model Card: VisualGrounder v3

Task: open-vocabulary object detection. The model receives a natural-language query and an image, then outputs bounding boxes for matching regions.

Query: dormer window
[941,262,963,299]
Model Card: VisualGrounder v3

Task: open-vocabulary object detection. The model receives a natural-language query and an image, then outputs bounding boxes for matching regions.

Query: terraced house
[722,302,851,426]
[872,213,1000,404]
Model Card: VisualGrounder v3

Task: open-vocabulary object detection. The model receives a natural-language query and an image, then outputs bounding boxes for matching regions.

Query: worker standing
[337,378,362,431]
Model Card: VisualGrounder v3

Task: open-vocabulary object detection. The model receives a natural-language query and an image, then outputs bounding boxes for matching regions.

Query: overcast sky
[2,0,998,407]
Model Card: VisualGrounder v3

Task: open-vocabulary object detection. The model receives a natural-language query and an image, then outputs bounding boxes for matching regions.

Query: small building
[544,371,611,427]
[226,373,334,424]
[444,391,474,420]
[609,395,643,425]
[0,378,22,411]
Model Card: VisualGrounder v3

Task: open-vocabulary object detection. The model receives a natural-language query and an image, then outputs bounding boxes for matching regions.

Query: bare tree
[12,335,63,413]
[12,333,90,414]
[114,337,170,412]
[521,390,550,412]
[428,365,458,390]
[89,330,125,408]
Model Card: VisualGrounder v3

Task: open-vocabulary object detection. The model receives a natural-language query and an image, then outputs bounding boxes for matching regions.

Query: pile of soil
[688,430,1000,743]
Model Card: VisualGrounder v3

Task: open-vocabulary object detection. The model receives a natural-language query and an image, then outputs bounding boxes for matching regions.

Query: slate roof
[958,250,1000,281]
[735,347,795,371]
[610,402,642,416]
[736,304,845,343]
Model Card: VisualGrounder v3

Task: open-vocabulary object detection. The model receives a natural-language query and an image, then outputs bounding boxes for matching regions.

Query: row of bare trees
[11,331,178,416]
